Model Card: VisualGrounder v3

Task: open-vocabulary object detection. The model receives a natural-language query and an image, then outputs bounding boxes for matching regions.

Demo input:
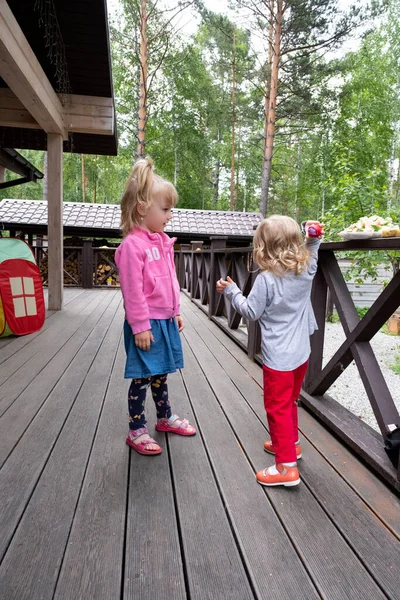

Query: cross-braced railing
[176,236,400,490]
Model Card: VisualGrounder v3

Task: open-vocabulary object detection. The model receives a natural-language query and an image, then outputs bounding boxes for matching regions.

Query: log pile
[37,237,120,287]
[38,250,82,285]
[95,249,120,286]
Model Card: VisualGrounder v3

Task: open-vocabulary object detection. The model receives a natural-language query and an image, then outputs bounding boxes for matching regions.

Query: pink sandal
[126,427,162,455]
[155,414,196,436]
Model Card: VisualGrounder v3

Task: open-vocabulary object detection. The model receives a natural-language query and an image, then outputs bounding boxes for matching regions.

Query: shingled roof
[0,199,262,241]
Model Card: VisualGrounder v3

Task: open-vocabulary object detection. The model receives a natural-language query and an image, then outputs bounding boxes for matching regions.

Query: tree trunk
[260,0,283,216]
[213,127,221,205]
[230,31,236,211]
[388,121,398,209]
[294,138,301,219]
[93,155,97,203]
[213,158,220,205]
[81,154,86,202]
[137,0,148,158]
[263,0,274,157]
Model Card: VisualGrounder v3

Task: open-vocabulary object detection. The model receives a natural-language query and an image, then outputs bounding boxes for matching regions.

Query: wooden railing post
[190,240,203,300]
[303,264,327,392]
[179,245,191,290]
[209,236,227,319]
[82,239,93,288]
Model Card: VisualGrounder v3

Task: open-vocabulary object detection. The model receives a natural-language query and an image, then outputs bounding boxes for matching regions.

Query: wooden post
[82,240,94,288]
[0,165,5,183]
[179,245,191,290]
[47,133,63,310]
[209,236,227,319]
[303,265,327,392]
[190,240,203,300]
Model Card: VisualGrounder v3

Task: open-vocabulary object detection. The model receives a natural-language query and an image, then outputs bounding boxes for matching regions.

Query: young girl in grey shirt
[217,215,323,488]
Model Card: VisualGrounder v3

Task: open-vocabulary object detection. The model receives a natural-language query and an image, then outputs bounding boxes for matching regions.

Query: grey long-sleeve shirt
[224,238,321,371]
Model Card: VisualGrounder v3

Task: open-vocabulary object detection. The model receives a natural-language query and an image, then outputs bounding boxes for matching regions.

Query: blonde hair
[253,215,310,275]
[120,156,178,237]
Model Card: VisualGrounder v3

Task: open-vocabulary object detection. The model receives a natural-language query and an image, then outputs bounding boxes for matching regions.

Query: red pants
[262,361,308,464]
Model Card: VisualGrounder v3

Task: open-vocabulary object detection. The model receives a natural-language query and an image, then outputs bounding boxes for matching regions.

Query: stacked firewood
[37,237,120,286]
[95,249,120,286]
[38,250,81,285]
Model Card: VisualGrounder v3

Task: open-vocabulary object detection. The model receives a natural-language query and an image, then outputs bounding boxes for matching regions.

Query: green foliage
[2,0,400,233]
[389,351,400,375]
[327,306,372,324]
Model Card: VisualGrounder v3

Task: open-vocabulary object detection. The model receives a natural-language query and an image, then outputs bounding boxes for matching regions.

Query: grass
[389,352,400,375]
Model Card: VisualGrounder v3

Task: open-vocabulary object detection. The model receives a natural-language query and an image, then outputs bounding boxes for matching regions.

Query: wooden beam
[47,133,63,311]
[0,89,114,136]
[0,0,67,138]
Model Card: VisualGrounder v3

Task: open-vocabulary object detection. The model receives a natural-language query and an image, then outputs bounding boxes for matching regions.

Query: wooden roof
[0,199,262,241]
[0,0,117,155]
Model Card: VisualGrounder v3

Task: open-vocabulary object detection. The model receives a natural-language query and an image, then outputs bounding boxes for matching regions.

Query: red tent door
[0,259,45,335]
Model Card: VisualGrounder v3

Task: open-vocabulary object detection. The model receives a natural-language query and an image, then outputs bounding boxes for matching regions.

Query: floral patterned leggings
[128,374,171,431]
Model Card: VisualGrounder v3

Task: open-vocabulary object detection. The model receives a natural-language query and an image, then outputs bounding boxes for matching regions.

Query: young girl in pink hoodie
[115,157,196,455]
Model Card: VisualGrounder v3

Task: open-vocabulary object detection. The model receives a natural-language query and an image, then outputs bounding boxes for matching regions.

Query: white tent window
[10,276,37,317]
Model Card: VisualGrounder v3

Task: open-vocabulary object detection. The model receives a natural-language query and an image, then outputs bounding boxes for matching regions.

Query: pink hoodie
[115,227,181,334]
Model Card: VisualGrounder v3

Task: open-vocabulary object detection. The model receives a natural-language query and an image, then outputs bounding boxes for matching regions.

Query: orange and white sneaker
[256,463,301,487]
[264,440,302,459]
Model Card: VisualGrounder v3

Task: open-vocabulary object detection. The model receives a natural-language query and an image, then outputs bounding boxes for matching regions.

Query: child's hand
[305,220,325,238]
[134,330,154,351]
[176,315,184,332]
[216,276,235,293]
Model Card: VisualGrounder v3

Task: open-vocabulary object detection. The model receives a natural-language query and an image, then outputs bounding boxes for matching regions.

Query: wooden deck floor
[0,288,399,600]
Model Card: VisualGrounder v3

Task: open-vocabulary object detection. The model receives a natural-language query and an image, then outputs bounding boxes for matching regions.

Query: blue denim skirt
[124,318,184,379]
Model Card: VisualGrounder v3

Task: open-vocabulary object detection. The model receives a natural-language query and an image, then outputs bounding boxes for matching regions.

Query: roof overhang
[0,148,43,189]
[0,0,117,155]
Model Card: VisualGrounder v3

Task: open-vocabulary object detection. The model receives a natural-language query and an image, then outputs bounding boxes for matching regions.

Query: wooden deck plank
[299,408,400,537]
[298,434,400,599]
[182,305,389,600]
[43,286,87,306]
[0,303,123,600]
[124,431,187,599]
[166,370,256,600]
[181,295,262,386]
[0,291,399,600]
[186,297,400,537]
[0,289,92,366]
[0,290,105,416]
[179,336,319,600]
[0,293,122,561]
[53,340,129,600]
[0,291,118,467]
[0,289,93,379]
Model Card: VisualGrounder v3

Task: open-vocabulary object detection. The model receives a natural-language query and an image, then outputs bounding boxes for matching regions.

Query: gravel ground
[323,323,400,432]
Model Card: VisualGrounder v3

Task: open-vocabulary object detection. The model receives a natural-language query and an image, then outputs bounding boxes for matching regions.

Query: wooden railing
[177,236,400,490]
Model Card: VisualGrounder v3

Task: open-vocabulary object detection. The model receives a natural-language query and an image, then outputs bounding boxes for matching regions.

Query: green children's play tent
[0,238,45,337]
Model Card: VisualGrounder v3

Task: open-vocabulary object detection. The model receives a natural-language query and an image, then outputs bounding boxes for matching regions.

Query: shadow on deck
[0,289,399,600]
